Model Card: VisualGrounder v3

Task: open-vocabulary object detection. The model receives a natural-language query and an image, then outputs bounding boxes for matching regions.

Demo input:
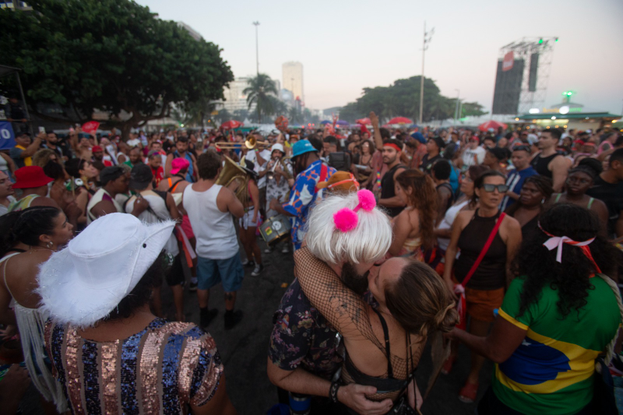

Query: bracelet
[329,379,342,403]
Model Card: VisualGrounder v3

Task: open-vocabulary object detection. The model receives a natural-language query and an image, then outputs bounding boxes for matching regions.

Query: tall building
[282,62,304,103]
[220,77,253,112]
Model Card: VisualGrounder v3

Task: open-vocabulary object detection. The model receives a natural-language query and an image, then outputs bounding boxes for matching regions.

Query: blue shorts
[197,254,244,292]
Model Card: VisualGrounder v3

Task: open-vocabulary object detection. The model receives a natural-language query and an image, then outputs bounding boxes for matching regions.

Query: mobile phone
[38,126,46,134]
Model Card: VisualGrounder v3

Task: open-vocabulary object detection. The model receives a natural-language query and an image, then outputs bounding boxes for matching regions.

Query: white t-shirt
[127,138,141,148]
[245,149,271,189]
[462,146,486,168]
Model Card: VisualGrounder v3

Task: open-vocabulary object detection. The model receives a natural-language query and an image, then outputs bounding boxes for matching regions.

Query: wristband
[329,379,342,403]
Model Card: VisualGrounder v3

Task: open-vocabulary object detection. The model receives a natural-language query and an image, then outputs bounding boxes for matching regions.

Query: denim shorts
[196,254,244,292]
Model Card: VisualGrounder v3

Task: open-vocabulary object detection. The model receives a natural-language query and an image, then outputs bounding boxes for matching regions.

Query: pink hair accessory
[353,189,376,212]
[333,189,377,232]
[334,208,359,232]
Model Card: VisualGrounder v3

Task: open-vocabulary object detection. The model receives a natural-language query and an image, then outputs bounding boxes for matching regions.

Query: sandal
[441,355,456,375]
[458,381,478,403]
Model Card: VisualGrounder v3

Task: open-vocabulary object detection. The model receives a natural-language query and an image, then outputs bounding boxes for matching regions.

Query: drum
[260,214,291,244]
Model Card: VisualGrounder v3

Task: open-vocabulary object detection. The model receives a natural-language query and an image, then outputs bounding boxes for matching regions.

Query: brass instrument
[216,156,250,205]
[266,157,292,181]
[215,136,270,150]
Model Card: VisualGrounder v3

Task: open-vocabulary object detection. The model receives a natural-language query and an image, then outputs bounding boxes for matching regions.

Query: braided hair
[0,207,62,257]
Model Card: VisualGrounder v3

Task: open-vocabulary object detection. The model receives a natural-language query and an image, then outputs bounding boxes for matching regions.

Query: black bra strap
[371,307,393,378]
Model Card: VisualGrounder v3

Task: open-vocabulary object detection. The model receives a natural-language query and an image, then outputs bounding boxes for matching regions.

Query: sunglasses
[482,184,509,193]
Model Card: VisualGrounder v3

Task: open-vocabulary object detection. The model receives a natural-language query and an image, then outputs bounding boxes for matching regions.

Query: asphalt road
[21,239,492,414]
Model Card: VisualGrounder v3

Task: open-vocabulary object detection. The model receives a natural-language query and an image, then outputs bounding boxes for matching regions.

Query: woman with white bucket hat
[38,213,236,415]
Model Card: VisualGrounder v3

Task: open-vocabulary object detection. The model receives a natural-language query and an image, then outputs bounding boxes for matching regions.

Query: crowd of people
[0,112,622,415]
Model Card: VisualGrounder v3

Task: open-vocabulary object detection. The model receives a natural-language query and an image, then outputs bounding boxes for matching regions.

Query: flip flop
[458,381,478,403]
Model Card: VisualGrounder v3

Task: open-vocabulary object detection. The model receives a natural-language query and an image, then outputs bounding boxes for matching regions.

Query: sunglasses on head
[482,184,509,193]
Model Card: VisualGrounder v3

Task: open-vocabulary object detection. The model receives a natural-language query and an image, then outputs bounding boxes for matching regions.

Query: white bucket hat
[37,213,175,327]
[271,143,285,154]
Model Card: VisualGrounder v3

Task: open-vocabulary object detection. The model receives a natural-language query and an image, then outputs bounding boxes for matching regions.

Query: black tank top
[380,164,406,217]
[531,153,559,178]
[343,308,414,396]
[454,209,507,290]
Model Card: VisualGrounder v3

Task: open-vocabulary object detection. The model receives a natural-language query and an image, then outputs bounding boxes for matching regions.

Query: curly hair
[0,207,62,257]
[395,169,437,250]
[513,203,620,319]
[505,175,553,216]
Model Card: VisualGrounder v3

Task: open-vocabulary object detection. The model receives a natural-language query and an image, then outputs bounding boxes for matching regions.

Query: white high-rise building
[220,77,253,112]
[282,62,304,103]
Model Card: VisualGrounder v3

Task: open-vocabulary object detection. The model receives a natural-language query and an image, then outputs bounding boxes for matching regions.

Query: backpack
[328,152,352,172]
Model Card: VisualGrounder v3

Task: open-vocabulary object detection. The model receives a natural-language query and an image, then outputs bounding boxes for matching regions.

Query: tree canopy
[0,0,233,137]
[336,76,486,124]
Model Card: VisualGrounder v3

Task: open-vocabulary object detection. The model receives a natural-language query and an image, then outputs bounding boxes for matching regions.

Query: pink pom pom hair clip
[333,189,377,232]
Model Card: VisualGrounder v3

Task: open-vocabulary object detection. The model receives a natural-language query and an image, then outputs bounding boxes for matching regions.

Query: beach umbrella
[478,120,507,132]
[356,117,371,125]
[336,120,349,126]
[320,120,331,125]
[388,117,414,125]
[221,120,243,130]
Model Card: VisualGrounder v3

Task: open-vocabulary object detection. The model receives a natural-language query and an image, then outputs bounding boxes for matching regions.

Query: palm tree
[243,73,278,123]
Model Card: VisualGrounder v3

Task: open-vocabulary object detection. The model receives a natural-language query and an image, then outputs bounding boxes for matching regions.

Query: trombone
[215,136,271,150]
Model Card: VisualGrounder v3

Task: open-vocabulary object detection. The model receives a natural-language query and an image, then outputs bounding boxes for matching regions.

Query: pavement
[20,239,492,414]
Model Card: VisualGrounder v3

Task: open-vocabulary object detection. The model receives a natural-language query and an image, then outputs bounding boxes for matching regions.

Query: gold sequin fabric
[44,318,223,414]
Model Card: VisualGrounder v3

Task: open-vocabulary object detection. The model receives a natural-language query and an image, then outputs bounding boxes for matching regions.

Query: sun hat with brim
[12,166,53,189]
[129,163,153,190]
[170,158,190,175]
[291,140,317,158]
[37,213,175,327]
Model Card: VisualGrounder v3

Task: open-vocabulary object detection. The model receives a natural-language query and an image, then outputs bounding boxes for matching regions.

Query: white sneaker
[251,264,264,276]
[264,247,271,254]
[281,245,289,254]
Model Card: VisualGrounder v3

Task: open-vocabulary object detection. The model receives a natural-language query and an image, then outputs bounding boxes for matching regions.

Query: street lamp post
[253,21,260,75]
[419,21,434,125]
[454,89,460,126]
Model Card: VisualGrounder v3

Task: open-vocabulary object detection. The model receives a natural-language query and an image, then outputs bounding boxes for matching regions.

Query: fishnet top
[294,247,425,401]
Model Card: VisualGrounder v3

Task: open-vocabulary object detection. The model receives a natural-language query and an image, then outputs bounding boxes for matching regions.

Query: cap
[12,166,53,189]
[92,145,103,152]
[170,158,190,175]
[430,136,446,150]
[291,140,317,158]
[129,163,153,190]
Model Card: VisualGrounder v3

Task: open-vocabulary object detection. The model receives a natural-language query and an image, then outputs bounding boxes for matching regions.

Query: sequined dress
[44,318,223,414]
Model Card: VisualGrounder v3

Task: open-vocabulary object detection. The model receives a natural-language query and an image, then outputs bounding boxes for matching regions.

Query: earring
[541,198,545,204]
[47,241,53,249]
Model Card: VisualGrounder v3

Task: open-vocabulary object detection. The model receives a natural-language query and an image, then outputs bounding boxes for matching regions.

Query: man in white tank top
[183,150,246,330]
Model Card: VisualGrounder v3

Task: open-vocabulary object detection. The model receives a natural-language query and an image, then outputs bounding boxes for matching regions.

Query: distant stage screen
[492,59,524,115]
[528,53,539,92]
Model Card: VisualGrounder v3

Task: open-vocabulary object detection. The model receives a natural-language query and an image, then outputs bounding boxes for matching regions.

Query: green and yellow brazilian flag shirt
[493,275,620,415]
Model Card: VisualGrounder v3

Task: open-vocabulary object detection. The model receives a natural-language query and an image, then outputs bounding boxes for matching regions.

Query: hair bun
[434,303,459,333]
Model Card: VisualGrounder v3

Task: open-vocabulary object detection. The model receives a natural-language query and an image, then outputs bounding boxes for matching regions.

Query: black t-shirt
[586,176,623,237]
[420,154,441,174]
